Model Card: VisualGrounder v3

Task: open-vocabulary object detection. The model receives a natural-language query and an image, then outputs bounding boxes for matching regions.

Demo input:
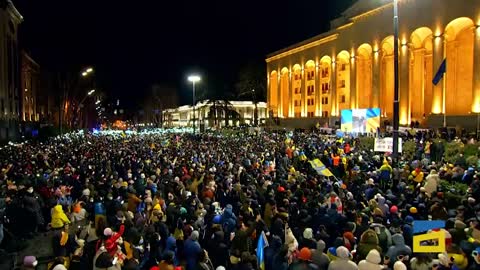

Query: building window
[340,80,346,88]
[294,88,300,94]
[322,97,328,105]
[307,71,315,81]
[307,86,314,96]
[340,95,346,103]
[307,111,314,117]
[294,74,300,80]
[294,100,301,107]
[307,98,314,106]
[341,63,346,71]
[295,112,301,118]
[321,83,329,94]
[321,68,329,78]
[322,111,329,117]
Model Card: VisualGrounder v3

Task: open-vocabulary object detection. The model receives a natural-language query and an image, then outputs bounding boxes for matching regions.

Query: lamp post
[188,75,201,135]
[392,0,400,165]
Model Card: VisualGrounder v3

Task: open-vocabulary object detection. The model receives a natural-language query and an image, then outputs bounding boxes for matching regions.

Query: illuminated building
[21,51,39,122]
[163,100,267,128]
[266,0,480,128]
[0,0,22,140]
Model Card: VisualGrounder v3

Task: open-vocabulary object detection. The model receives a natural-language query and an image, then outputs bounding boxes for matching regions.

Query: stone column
[331,62,337,116]
[400,44,410,125]
[315,64,321,116]
[372,51,380,108]
[350,57,356,109]
[432,35,444,114]
[301,70,306,117]
[277,74,282,117]
[289,72,293,118]
[473,27,480,112]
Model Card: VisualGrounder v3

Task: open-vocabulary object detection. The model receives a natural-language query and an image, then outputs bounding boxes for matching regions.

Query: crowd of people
[0,129,480,270]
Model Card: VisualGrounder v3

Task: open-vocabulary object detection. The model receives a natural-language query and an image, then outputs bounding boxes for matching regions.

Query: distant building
[162,100,267,128]
[0,0,23,140]
[266,0,480,129]
[21,51,39,122]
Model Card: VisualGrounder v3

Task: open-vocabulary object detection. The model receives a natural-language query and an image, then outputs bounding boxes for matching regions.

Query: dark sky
[13,0,356,108]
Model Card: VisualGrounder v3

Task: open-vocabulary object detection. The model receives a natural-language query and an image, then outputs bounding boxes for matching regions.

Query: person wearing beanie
[356,229,382,261]
[358,249,383,270]
[184,230,202,270]
[328,246,357,270]
[289,247,317,270]
[311,239,330,270]
[22,256,38,270]
[102,223,125,256]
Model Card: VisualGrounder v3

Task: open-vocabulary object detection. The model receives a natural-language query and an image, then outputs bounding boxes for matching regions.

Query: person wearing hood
[327,246,358,270]
[300,228,317,249]
[51,204,71,229]
[184,230,202,270]
[386,234,412,265]
[358,249,383,270]
[162,235,179,266]
[424,169,440,196]
[356,229,382,262]
[311,239,330,270]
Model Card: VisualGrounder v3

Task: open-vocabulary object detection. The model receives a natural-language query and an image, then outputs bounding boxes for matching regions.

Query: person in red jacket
[97,220,125,256]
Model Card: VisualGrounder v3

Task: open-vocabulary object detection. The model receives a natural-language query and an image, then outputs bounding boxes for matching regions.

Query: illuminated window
[321,68,329,78]
[340,80,346,88]
[322,97,328,105]
[307,98,314,106]
[294,74,300,80]
[307,86,314,96]
[295,112,301,117]
[322,111,329,117]
[340,95,346,103]
[295,88,300,94]
[321,83,329,94]
[341,63,346,71]
[307,111,314,117]
[307,71,315,81]
[294,100,301,107]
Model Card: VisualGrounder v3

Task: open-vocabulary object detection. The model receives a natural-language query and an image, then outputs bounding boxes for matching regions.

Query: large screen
[341,108,381,133]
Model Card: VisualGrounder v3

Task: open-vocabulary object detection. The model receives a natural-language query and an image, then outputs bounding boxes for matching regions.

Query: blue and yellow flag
[257,231,269,270]
[309,158,333,177]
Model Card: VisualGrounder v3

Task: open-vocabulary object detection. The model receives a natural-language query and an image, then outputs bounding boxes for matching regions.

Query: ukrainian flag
[257,231,269,270]
[309,159,333,177]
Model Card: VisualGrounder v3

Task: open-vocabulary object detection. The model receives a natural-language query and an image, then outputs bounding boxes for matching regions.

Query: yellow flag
[309,159,333,177]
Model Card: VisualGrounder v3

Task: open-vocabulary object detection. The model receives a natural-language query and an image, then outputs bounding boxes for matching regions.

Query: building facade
[21,51,39,122]
[266,0,480,128]
[163,100,267,128]
[0,0,22,140]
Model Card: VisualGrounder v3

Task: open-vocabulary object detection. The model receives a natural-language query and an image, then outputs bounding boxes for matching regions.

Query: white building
[163,100,267,128]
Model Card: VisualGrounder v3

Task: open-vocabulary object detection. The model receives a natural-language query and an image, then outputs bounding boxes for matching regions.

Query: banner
[374,137,403,153]
[309,159,333,177]
[341,108,381,133]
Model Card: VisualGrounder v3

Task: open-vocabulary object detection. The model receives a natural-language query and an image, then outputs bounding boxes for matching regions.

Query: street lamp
[88,89,96,96]
[82,67,94,77]
[188,75,201,135]
[391,0,400,165]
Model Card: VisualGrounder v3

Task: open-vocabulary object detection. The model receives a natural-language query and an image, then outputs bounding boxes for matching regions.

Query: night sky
[13,0,356,108]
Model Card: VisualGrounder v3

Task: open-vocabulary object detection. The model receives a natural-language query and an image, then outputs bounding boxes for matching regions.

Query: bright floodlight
[82,72,88,77]
[188,75,201,83]
[95,100,100,105]
[88,89,96,95]
[86,67,93,73]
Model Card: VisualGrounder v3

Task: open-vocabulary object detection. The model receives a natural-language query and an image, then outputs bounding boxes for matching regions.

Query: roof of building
[266,0,389,62]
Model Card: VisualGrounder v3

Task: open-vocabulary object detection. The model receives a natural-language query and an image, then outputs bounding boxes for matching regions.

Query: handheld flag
[432,59,446,85]
[309,159,333,177]
[257,231,269,270]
